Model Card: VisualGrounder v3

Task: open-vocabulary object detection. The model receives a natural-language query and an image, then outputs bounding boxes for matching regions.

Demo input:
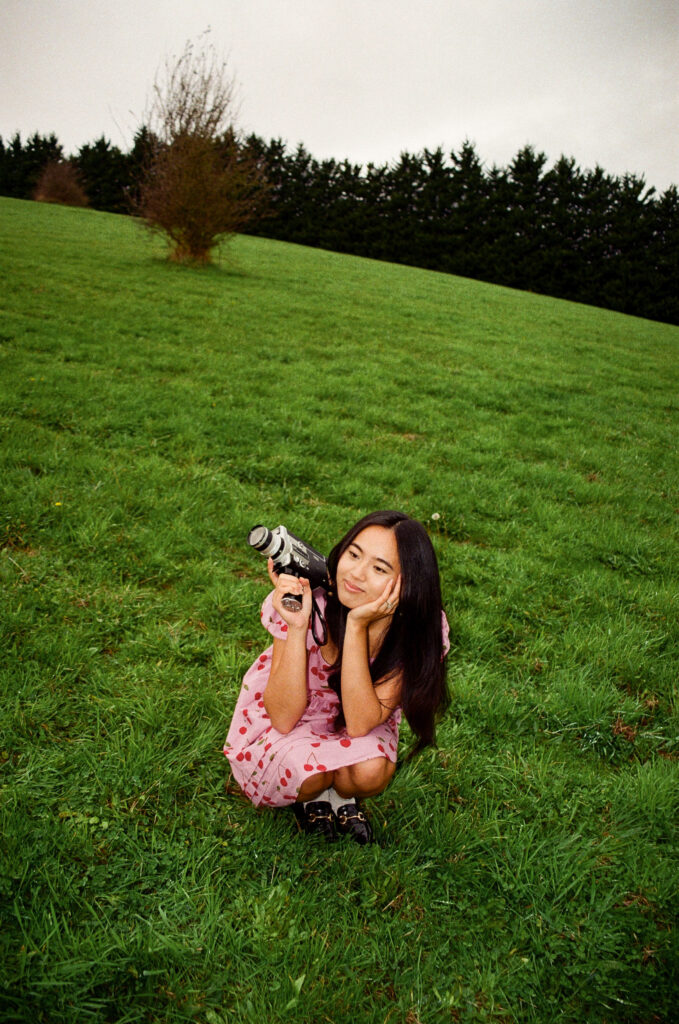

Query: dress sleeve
[260,591,289,639]
[441,611,451,657]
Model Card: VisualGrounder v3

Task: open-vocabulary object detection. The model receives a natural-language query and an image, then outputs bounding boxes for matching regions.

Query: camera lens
[247,525,286,560]
[248,526,272,552]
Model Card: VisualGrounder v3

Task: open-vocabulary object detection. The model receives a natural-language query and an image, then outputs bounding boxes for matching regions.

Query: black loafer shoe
[336,802,373,845]
[292,801,337,842]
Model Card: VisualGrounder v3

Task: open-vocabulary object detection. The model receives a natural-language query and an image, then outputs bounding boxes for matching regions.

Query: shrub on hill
[135,38,268,263]
[34,160,88,207]
[137,129,267,264]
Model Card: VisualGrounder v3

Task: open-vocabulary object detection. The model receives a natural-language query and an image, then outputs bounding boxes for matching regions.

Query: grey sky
[1,0,677,191]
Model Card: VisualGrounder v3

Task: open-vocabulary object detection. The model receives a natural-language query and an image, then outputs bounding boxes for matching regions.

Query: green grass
[1,196,677,1023]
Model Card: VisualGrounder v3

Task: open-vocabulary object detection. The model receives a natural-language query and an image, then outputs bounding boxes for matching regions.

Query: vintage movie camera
[247,524,329,611]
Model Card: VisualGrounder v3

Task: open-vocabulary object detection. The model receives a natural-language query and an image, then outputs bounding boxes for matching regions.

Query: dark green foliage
[126,126,158,185]
[75,136,131,213]
[0,131,63,199]
[246,138,679,326]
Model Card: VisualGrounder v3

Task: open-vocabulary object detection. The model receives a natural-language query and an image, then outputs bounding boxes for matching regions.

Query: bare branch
[149,36,237,144]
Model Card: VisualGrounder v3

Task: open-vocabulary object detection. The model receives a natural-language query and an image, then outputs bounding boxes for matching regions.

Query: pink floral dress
[224,590,450,808]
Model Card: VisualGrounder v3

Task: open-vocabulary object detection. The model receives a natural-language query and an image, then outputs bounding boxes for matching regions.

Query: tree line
[1,129,677,325]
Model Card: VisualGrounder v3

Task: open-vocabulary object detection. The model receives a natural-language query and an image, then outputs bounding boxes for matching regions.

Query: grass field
[1,196,677,1024]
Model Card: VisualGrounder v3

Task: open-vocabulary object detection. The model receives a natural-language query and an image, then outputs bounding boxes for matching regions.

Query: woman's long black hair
[325,510,449,753]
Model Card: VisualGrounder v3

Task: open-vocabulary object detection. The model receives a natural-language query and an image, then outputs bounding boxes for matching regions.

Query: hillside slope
[1,197,677,1024]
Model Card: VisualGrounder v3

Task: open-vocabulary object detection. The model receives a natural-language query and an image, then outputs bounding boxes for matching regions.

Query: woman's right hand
[267,558,312,630]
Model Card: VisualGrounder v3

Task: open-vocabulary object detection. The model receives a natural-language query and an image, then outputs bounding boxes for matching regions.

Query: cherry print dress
[224,590,450,808]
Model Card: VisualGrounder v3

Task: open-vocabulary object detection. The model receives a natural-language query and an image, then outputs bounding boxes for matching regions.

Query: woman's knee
[298,770,334,800]
[336,757,396,797]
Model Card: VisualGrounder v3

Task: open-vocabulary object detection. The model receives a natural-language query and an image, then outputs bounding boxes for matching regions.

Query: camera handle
[280,591,327,647]
[311,591,328,647]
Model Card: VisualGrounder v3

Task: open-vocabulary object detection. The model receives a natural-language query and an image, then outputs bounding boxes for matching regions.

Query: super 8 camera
[247,525,329,610]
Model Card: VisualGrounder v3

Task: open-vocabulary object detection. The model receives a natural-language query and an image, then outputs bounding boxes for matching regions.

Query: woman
[224,510,450,843]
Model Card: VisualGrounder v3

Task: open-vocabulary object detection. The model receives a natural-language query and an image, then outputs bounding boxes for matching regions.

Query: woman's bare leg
[333,757,396,799]
[296,757,395,802]
[297,771,335,801]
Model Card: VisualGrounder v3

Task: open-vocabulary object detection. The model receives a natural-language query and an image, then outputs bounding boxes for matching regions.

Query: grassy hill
[1,197,677,1023]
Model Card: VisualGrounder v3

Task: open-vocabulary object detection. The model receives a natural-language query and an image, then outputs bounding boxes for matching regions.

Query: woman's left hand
[347,575,401,627]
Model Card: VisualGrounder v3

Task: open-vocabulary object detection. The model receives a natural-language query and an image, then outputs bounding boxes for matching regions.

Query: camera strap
[311,591,328,647]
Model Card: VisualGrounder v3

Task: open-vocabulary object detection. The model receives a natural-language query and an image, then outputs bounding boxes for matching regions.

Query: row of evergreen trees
[2,130,677,325]
[246,138,678,326]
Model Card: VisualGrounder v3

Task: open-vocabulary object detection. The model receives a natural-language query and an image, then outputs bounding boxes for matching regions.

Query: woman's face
[335,525,401,609]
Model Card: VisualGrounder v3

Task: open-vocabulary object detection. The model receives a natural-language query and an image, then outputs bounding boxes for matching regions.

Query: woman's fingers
[266,558,278,586]
[278,573,308,594]
[271,572,312,627]
[383,575,400,604]
[267,559,309,595]
[375,574,401,616]
[347,574,401,626]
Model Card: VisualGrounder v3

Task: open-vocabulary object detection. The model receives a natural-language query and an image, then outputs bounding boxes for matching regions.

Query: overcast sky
[1,0,677,191]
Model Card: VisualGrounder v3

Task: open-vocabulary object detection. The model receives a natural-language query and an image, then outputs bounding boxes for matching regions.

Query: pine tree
[76,137,129,212]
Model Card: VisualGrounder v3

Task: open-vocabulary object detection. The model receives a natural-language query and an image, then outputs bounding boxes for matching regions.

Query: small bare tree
[136,37,267,263]
[150,36,235,143]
